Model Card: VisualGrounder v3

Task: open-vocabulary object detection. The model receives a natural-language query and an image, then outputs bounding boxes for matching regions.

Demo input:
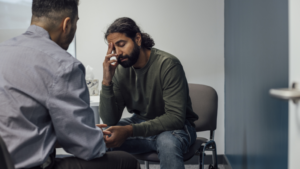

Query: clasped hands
[96,124,133,148]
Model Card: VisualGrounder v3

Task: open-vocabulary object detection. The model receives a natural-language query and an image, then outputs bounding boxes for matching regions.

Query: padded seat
[133,84,219,169]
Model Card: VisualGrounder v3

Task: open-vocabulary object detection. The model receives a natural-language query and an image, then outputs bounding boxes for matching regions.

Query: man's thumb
[105,127,114,132]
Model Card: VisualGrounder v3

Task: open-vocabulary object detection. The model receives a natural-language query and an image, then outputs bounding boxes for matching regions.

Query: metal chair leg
[198,153,202,169]
[200,140,219,169]
[199,149,205,169]
[212,142,218,169]
[145,161,149,169]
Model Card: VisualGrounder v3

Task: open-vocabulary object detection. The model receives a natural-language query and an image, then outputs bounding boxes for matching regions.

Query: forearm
[99,84,124,125]
[132,113,186,137]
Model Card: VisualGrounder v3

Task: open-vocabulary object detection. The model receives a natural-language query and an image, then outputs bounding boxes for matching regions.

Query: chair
[0,135,15,169]
[133,83,218,169]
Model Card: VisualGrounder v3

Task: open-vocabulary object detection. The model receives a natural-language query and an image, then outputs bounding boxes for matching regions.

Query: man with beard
[0,1,140,169]
[100,17,199,169]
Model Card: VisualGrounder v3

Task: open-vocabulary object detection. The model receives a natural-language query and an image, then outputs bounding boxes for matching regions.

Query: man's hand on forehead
[109,44,120,64]
[102,42,120,86]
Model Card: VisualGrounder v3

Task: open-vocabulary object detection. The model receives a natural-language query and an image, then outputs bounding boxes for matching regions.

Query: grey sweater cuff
[100,83,114,97]
[131,123,145,137]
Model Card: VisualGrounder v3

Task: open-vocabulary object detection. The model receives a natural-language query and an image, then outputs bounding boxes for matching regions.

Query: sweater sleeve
[132,62,187,137]
[99,76,125,125]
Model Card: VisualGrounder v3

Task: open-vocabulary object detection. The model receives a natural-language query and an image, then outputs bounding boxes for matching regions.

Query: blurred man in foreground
[0,1,140,169]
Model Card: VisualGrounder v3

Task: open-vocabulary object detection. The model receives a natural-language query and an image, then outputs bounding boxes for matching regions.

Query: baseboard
[223,155,233,169]
[57,153,232,168]
[138,154,232,169]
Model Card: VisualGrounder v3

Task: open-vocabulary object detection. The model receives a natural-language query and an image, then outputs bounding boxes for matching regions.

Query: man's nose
[115,47,123,54]
[115,49,120,54]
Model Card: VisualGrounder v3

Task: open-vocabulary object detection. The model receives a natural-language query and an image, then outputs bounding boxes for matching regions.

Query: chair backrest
[188,83,218,133]
[0,136,15,169]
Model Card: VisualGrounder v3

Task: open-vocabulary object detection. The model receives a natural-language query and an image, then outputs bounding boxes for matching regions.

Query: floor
[140,164,226,169]
[56,150,227,169]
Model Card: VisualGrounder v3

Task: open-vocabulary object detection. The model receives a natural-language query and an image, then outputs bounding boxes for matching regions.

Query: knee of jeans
[156,132,180,152]
[157,131,190,154]
[116,118,132,126]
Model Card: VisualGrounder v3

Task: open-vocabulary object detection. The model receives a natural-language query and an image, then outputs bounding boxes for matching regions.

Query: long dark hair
[105,17,155,50]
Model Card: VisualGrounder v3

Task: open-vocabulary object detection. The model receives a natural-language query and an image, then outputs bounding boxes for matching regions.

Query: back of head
[31,0,79,28]
[105,17,155,50]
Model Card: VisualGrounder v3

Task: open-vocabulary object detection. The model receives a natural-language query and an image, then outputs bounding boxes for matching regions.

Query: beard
[117,43,140,68]
[63,26,76,50]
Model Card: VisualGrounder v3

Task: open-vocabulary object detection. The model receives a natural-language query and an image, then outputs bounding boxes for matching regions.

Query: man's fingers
[105,137,115,148]
[105,126,114,132]
[96,124,107,128]
[111,61,119,68]
[105,53,118,61]
[108,60,117,65]
[96,124,107,127]
[104,135,109,143]
[103,130,111,135]
[105,136,113,142]
[106,42,113,55]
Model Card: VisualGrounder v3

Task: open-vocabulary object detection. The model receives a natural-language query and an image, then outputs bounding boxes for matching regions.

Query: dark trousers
[29,151,140,169]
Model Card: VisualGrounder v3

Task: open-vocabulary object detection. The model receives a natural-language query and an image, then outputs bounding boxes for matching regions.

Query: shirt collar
[26,25,51,39]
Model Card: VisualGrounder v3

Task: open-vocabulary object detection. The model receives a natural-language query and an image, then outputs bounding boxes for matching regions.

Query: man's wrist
[126,125,133,137]
[102,80,112,86]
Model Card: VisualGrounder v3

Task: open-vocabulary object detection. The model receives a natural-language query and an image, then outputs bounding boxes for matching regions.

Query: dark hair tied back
[105,17,155,50]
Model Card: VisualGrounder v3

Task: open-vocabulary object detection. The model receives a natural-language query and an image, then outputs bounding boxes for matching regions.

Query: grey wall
[225,0,289,169]
[0,1,31,43]
[0,1,76,57]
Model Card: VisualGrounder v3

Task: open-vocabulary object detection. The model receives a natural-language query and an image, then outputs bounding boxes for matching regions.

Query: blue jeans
[109,114,197,169]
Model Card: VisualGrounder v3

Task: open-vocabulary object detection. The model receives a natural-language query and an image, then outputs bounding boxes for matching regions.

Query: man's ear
[135,33,142,47]
[62,17,71,33]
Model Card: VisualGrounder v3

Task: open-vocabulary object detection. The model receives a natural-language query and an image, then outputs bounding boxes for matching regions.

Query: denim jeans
[110,114,197,169]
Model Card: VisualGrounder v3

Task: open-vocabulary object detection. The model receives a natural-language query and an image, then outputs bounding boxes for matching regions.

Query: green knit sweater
[99,48,198,137]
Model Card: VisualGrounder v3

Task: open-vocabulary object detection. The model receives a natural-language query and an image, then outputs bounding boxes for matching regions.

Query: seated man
[100,17,199,169]
[0,1,139,169]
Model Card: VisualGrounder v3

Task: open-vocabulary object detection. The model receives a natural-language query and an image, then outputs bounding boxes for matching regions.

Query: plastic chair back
[188,83,218,132]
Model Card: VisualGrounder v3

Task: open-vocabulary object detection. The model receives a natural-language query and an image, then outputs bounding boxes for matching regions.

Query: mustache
[118,54,130,59]
[117,55,130,62]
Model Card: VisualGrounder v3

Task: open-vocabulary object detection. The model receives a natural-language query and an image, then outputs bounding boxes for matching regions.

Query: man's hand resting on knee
[104,125,133,148]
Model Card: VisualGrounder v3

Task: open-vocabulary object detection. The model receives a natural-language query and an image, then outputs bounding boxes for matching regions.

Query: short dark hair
[32,0,79,22]
[105,17,155,50]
